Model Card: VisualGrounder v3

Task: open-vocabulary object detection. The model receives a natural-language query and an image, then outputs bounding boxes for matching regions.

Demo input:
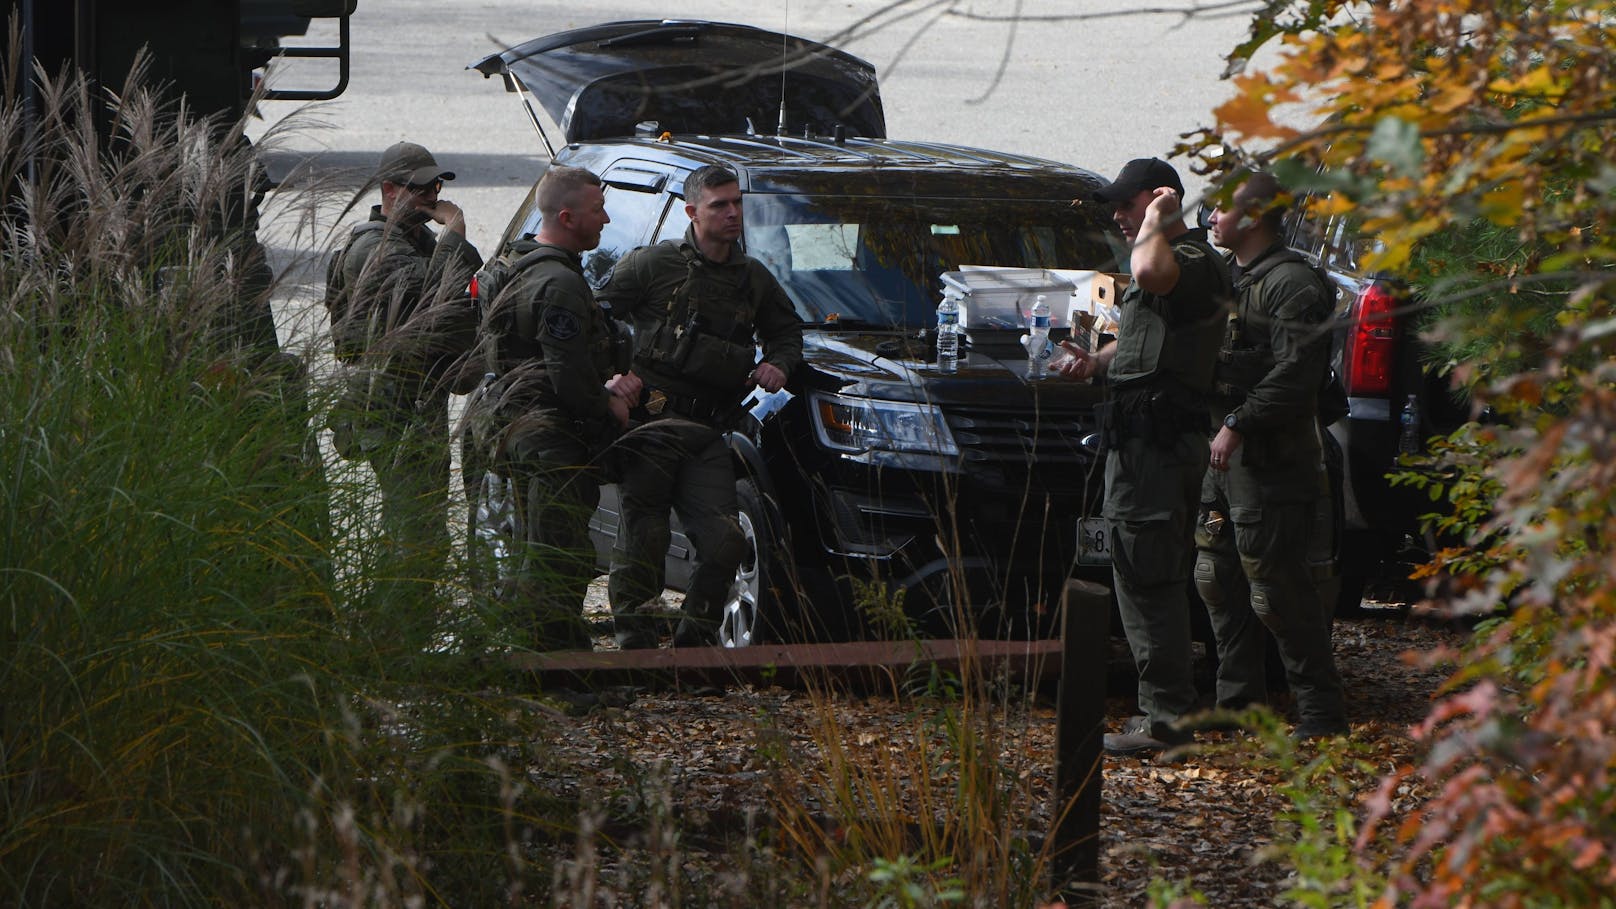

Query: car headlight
[809,391,959,457]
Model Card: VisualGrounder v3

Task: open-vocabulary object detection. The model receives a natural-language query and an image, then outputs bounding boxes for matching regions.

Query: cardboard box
[1058,271,1128,351]
[1090,272,1130,315]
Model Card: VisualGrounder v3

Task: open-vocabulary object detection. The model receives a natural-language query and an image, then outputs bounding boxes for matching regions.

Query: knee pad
[1248,583,1274,622]
[1193,552,1223,607]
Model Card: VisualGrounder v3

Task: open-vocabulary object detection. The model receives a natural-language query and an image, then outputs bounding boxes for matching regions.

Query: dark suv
[468,20,1125,645]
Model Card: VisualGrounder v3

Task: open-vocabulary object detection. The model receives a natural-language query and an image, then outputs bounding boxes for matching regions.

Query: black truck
[6,0,355,134]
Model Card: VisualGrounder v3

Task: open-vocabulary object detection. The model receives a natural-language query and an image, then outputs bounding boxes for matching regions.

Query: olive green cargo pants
[1194,447,1345,730]
[1103,430,1208,743]
[608,417,746,643]
[364,396,451,651]
[501,412,603,650]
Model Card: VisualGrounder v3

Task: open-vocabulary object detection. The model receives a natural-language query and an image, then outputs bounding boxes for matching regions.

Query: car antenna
[776,5,789,136]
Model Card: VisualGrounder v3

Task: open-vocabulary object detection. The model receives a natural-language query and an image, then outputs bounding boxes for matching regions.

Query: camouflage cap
[377,141,456,186]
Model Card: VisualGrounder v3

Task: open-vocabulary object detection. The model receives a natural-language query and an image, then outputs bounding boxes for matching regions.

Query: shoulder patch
[542,306,582,341]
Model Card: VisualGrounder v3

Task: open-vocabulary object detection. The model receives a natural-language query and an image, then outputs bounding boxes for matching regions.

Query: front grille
[944,405,1101,492]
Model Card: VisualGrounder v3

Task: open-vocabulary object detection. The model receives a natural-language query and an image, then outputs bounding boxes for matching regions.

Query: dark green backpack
[470,239,567,315]
[322,220,385,363]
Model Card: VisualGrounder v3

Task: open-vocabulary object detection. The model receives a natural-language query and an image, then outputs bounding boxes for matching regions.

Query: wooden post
[1050,578,1111,905]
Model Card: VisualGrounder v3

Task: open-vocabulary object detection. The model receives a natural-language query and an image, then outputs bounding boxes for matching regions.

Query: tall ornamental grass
[0,51,553,907]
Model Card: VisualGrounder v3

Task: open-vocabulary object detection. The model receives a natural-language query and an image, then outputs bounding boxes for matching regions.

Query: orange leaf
[1430,82,1478,115]
[1214,74,1304,142]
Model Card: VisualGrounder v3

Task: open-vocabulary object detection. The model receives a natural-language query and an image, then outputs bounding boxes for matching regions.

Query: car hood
[804,330,1106,407]
[470,20,886,146]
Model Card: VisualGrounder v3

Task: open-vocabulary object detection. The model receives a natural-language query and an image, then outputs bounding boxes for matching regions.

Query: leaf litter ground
[534,590,1466,906]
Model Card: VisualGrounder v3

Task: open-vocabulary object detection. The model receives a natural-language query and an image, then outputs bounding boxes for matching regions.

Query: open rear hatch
[470,20,886,153]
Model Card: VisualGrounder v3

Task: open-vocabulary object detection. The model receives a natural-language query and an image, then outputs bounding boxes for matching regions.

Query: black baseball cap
[377,141,455,186]
[1090,157,1184,203]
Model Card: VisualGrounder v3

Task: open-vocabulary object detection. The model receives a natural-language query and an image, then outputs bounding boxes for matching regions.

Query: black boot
[530,613,593,652]
[672,614,717,648]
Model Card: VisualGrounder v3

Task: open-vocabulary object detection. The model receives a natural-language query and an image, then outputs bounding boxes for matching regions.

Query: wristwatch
[1223,413,1241,432]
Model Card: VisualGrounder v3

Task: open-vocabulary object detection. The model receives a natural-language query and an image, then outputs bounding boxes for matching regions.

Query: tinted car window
[1286,201,1369,276]
[743,194,1121,327]
[655,196,690,243]
[583,185,669,289]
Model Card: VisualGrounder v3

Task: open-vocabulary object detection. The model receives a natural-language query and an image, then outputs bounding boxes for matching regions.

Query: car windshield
[743,194,1124,328]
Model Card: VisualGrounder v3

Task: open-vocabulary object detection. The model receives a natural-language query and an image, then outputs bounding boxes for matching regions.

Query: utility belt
[639,386,737,425]
[1095,387,1207,450]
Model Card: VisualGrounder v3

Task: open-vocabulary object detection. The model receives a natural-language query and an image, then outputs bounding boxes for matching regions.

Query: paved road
[250,0,1250,349]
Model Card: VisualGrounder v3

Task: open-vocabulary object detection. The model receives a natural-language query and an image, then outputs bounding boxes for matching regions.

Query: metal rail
[262,13,350,101]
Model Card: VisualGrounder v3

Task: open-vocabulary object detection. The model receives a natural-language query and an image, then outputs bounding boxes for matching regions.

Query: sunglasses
[406,178,443,195]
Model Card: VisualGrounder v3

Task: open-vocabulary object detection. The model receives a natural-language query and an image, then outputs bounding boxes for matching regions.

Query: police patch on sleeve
[541,306,581,341]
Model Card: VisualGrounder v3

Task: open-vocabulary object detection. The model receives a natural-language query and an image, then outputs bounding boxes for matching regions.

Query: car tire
[719,479,780,647]
[467,468,519,595]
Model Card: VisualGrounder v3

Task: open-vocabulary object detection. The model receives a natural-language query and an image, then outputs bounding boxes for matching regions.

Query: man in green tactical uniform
[1054,158,1233,756]
[598,165,803,649]
[471,165,641,650]
[327,141,482,645]
[1199,170,1347,739]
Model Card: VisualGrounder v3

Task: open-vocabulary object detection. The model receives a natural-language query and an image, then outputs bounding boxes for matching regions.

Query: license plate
[1077,517,1112,565]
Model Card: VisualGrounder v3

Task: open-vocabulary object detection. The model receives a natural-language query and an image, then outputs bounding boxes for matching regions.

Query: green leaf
[1271,158,1376,200]
[1367,116,1425,177]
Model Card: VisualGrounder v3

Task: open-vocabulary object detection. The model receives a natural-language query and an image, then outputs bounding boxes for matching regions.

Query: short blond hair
[537,165,603,221]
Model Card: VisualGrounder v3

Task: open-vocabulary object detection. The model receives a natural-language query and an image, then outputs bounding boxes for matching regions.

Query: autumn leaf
[1488,64,1569,101]
[1429,81,1479,114]
[1478,182,1527,225]
[1213,73,1304,142]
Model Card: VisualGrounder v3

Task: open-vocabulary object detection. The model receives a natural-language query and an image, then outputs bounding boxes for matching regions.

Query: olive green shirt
[1220,244,1333,435]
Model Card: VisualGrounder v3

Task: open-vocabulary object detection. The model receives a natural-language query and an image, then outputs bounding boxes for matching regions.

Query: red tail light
[1343,282,1398,396]
[468,275,480,302]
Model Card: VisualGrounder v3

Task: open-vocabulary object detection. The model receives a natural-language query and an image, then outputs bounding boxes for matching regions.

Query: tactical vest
[1107,234,1231,404]
[481,241,573,369]
[1213,246,1333,406]
[481,240,619,408]
[632,240,762,397]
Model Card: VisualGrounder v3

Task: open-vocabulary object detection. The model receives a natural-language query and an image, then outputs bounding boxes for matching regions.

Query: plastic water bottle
[1026,294,1051,379]
[936,288,962,374]
[1397,393,1421,454]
